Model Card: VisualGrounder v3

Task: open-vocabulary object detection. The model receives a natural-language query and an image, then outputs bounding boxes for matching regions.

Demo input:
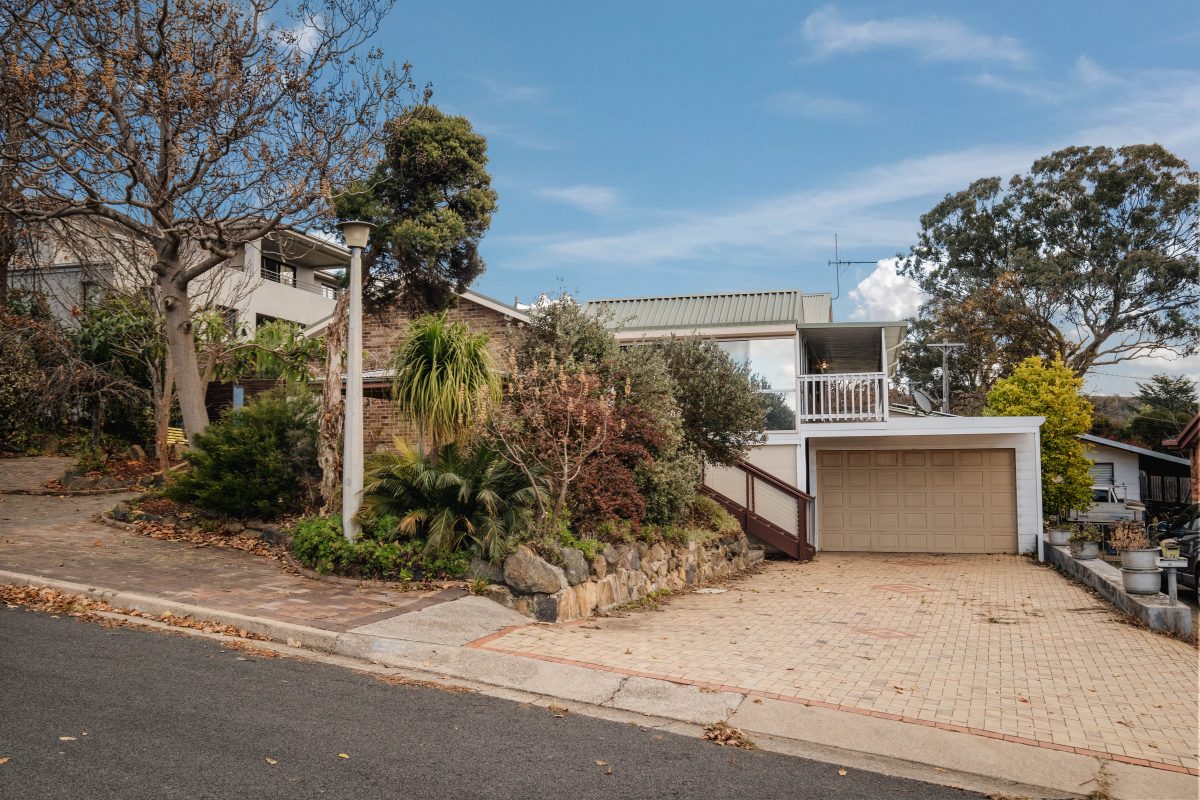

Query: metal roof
[583,290,832,330]
[1079,434,1191,466]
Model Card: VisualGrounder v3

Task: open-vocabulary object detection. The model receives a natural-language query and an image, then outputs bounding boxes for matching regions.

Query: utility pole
[928,341,965,414]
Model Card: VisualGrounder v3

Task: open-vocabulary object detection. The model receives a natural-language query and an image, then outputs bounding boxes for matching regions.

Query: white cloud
[764,90,866,119]
[972,55,1124,105]
[801,6,1029,66]
[848,258,926,321]
[475,76,548,104]
[536,185,621,215]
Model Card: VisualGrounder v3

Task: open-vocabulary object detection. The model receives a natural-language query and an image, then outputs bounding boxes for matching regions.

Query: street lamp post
[337,220,374,542]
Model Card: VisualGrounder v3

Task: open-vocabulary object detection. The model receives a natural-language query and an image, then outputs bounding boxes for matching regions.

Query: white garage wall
[805,432,1042,555]
[1082,443,1140,502]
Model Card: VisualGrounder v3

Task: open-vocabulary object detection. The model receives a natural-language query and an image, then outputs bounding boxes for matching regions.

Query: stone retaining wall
[484,532,764,623]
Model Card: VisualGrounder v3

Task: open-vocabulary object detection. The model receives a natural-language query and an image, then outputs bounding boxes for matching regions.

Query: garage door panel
[818,448,1017,554]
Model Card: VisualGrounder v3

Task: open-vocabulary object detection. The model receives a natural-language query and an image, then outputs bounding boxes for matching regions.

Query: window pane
[747,338,796,390]
[762,391,796,431]
[717,339,748,365]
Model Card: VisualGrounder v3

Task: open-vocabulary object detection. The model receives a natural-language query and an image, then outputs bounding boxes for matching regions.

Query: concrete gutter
[1,569,1195,800]
[1042,544,1193,639]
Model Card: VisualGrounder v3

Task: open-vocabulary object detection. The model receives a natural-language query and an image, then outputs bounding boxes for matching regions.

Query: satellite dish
[911,389,934,415]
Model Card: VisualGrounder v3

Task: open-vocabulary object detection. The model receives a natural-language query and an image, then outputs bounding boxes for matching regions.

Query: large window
[717,338,796,431]
[261,256,296,287]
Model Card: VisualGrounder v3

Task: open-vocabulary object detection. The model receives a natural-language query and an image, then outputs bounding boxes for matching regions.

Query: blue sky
[372,1,1200,394]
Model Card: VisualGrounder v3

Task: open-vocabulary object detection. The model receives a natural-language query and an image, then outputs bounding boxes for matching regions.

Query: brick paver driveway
[479,554,1199,773]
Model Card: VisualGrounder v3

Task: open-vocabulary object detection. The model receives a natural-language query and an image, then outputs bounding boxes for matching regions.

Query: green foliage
[389,312,500,450]
[899,144,1199,386]
[291,515,469,581]
[1070,524,1103,544]
[362,440,542,562]
[1124,374,1198,451]
[636,447,701,526]
[209,318,324,383]
[512,293,619,372]
[0,332,45,452]
[165,388,319,518]
[553,526,602,561]
[986,357,1094,518]
[686,494,742,536]
[334,105,498,312]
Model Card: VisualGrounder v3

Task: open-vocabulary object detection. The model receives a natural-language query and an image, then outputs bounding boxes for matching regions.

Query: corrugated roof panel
[583,290,831,330]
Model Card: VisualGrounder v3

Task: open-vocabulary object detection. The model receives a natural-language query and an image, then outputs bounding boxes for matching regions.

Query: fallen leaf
[337,753,350,759]
[595,760,608,767]
[0,757,10,765]
[837,768,847,776]
[265,757,278,765]
[58,736,77,742]
[286,639,303,648]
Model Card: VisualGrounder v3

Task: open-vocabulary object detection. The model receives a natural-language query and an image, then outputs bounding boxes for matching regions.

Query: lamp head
[337,219,374,250]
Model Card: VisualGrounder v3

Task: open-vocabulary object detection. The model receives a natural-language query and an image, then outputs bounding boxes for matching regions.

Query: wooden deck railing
[798,372,887,422]
[701,460,815,560]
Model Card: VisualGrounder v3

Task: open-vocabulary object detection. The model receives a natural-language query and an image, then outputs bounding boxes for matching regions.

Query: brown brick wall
[360,298,519,451]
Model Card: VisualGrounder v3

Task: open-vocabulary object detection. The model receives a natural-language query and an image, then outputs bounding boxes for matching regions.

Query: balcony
[797,372,888,423]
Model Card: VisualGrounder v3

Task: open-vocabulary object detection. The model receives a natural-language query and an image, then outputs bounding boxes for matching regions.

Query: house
[1164,412,1200,504]
[304,289,528,451]
[1079,434,1192,519]
[7,218,344,333]
[583,290,1046,559]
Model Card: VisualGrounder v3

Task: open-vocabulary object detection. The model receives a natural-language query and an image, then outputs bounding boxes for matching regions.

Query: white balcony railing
[797,372,887,422]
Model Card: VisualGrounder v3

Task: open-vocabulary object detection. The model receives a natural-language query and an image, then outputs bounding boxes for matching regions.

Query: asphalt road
[0,606,989,800]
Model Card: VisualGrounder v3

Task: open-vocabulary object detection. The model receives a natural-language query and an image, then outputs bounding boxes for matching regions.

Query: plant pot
[1047,529,1070,546]
[1121,567,1162,595]
[1070,540,1100,560]
[1120,548,1159,571]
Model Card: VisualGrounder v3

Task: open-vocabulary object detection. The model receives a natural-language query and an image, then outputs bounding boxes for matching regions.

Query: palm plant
[389,312,501,455]
[362,439,544,562]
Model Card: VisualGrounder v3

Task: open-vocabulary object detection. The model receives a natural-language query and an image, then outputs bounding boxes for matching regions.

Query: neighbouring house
[1079,434,1192,519]
[7,217,344,333]
[303,289,528,451]
[1164,412,1200,504]
[582,290,1046,559]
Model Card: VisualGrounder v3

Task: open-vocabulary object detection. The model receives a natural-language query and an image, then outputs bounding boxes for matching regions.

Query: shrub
[291,515,469,580]
[637,447,701,526]
[686,494,742,536]
[362,440,542,562]
[0,335,45,453]
[166,388,319,518]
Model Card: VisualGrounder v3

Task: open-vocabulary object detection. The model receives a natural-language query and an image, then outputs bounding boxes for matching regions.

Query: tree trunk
[318,292,349,514]
[158,272,210,441]
[152,356,175,472]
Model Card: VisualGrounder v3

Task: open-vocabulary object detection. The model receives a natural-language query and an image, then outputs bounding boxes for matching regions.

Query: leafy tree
[653,336,766,465]
[389,312,501,455]
[900,145,1199,387]
[0,330,45,452]
[335,105,498,312]
[1124,374,1198,451]
[2,0,412,439]
[362,440,543,562]
[512,293,619,372]
[986,357,1094,520]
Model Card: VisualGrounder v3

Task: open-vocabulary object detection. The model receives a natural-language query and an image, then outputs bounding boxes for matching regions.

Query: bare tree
[2,0,413,439]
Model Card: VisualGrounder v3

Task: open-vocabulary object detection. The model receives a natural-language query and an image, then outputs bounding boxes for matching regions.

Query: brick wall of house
[360,298,519,451]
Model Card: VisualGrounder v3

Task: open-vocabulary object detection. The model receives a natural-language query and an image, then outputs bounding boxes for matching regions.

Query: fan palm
[389,312,501,455]
[362,439,544,562]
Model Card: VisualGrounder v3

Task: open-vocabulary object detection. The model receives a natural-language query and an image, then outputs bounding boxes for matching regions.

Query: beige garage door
[817,449,1017,553]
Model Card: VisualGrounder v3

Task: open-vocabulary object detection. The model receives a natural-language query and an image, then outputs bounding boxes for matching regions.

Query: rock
[110,502,132,522]
[503,546,568,595]
[221,521,244,535]
[559,547,590,586]
[533,593,560,623]
[469,556,505,584]
[482,584,514,609]
[125,445,147,462]
[647,543,667,563]
[133,511,162,522]
[617,545,640,572]
[602,545,621,568]
[590,555,607,579]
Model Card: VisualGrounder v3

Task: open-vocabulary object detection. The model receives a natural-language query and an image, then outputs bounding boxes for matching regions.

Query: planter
[1120,548,1159,571]
[1070,540,1100,560]
[1121,567,1162,595]
[1046,529,1070,547]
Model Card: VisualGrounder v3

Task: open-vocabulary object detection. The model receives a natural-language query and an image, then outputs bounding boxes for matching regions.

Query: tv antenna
[828,234,879,300]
